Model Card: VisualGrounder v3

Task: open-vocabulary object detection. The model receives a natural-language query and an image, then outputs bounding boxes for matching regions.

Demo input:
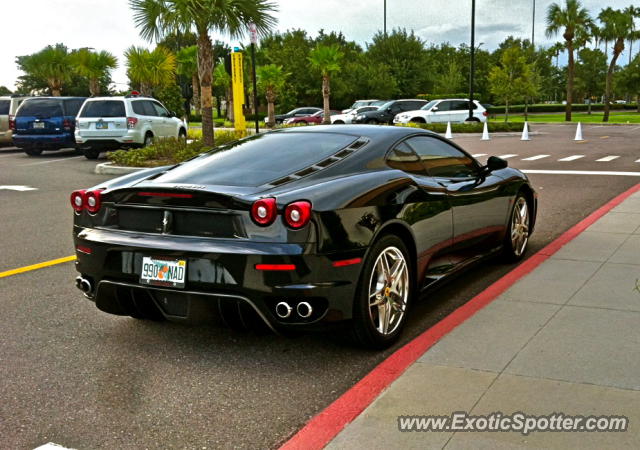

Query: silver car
[0,95,31,145]
[75,95,187,159]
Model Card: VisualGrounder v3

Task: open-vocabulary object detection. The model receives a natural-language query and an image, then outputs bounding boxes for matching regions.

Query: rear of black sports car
[72,131,372,332]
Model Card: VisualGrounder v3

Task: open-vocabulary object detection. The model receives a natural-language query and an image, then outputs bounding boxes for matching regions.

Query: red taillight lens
[70,190,86,212]
[251,198,277,226]
[85,189,102,214]
[63,118,73,130]
[255,263,296,271]
[483,111,489,117]
[284,201,312,229]
[8,115,15,131]
[127,117,138,129]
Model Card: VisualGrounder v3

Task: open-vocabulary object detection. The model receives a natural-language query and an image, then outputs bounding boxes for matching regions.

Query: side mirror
[170,111,178,118]
[431,106,439,112]
[486,156,508,172]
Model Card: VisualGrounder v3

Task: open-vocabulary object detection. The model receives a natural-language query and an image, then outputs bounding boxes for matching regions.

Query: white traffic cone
[574,122,584,141]
[520,121,530,141]
[445,121,453,139]
[481,121,490,140]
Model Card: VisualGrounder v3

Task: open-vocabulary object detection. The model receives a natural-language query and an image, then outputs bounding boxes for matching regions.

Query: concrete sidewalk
[327,190,640,449]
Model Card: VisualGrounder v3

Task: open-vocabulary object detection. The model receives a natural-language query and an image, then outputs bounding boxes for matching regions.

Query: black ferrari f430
[72,125,537,348]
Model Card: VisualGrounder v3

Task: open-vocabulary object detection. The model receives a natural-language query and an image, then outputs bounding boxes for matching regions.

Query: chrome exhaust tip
[275,301,292,319]
[75,276,92,294]
[296,301,313,319]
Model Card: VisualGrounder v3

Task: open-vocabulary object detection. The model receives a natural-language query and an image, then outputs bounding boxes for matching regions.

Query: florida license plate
[140,257,187,288]
[96,122,108,129]
[33,122,45,129]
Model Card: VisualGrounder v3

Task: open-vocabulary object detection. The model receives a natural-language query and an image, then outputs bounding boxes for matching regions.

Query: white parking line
[498,154,518,159]
[522,154,550,161]
[595,155,620,162]
[471,153,487,157]
[21,156,84,166]
[558,155,585,161]
[522,170,640,177]
[635,158,640,162]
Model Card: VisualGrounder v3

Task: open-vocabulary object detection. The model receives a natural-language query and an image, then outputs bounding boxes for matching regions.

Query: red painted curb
[280,182,640,450]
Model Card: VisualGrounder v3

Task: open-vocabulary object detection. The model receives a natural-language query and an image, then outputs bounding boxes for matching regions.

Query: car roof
[276,124,437,140]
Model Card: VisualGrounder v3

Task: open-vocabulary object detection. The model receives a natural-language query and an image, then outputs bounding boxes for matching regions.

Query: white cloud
[0,0,634,91]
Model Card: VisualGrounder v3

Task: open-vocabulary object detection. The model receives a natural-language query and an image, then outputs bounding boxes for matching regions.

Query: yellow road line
[0,255,76,279]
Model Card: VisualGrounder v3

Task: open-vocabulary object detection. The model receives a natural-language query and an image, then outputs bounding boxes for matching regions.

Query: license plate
[96,122,108,129]
[140,257,187,288]
[33,122,45,129]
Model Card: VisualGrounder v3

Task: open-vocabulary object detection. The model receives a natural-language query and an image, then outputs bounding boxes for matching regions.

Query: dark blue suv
[12,97,86,155]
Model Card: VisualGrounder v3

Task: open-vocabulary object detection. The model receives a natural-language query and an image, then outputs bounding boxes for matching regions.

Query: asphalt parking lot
[1,124,639,449]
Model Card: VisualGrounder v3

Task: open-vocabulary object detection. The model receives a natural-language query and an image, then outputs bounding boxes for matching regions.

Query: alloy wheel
[511,197,529,256]
[368,246,409,335]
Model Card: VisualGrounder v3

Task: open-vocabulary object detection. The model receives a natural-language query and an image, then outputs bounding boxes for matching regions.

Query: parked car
[342,99,381,114]
[12,97,86,155]
[0,95,31,146]
[394,99,488,124]
[331,106,379,124]
[271,107,322,124]
[75,95,188,159]
[71,125,536,349]
[284,110,341,125]
[352,99,429,124]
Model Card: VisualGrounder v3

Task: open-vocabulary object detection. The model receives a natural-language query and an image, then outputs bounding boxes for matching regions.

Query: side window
[132,101,146,115]
[0,100,9,115]
[385,142,426,174]
[64,99,85,116]
[142,101,158,116]
[408,101,426,110]
[450,100,470,111]
[436,101,451,112]
[152,102,169,117]
[406,136,477,178]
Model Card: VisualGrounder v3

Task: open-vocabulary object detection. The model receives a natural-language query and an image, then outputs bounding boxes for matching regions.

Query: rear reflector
[255,264,296,271]
[332,258,362,267]
[76,245,92,255]
[138,192,193,198]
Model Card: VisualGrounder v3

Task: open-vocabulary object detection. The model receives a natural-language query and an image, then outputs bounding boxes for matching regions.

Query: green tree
[257,64,287,127]
[308,44,343,124]
[0,86,12,95]
[546,0,593,121]
[176,45,200,115]
[213,63,231,120]
[433,60,465,94]
[125,46,176,95]
[16,44,73,96]
[70,49,117,96]
[575,48,607,113]
[130,0,277,146]
[598,7,638,121]
[618,54,640,112]
[489,46,535,121]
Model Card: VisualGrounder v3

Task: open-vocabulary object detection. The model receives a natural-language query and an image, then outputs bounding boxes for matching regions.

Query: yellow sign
[231,51,246,131]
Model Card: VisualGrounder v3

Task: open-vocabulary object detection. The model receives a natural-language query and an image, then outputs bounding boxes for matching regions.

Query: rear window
[0,100,9,115]
[81,100,126,118]
[155,132,358,187]
[17,99,63,117]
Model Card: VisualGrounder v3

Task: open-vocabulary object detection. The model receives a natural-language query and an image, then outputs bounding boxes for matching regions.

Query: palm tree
[130,0,277,147]
[598,7,636,121]
[624,6,640,65]
[70,49,118,96]
[546,0,593,121]
[125,46,176,95]
[20,44,73,96]
[176,45,200,115]
[257,64,288,127]
[308,44,343,124]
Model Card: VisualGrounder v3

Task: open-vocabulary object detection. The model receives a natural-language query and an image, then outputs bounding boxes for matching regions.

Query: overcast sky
[0,0,634,91]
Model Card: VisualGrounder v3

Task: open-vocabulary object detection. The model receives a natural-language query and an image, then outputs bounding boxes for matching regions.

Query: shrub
[396,122,525,133]
[417,93,484,102]
[107,130,248,167]
[487,103,638,114]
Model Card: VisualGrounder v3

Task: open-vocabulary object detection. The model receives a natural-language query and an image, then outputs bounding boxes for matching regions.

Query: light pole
[532,0,536,47]
[384,0,387,35]
[467,0,476,121]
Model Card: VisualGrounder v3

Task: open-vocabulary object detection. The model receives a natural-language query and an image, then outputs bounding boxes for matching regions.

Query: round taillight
[85,190,102,214]
[284,201,312,229]
[70,190,86,212]
[251,198,277,226]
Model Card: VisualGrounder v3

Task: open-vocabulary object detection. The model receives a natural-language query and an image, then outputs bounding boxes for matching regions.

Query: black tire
[366,119,379,125]
[502,193,531,262]
[84,148,100,160]
[333,120,345,124]
[178,128,187,140]
[409,118,426,124]
[143,133,154,148]
[465,117,480,122]
[352,235,413,349]
[24,148,43,156]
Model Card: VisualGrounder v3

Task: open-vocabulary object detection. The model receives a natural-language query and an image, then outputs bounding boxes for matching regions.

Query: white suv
[75,95,187,159]
[0,95,31,146]
[393,99,487,124]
